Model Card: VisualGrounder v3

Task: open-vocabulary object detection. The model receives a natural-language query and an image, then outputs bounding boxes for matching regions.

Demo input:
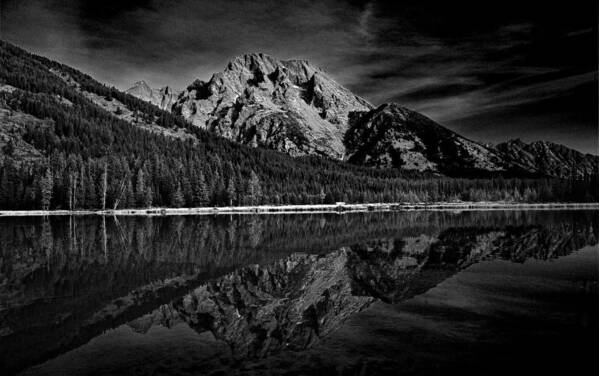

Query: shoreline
[1,202,598,217]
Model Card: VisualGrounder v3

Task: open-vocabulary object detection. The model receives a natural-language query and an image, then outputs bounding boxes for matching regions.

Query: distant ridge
[496,139,599,178]
[125,80,179,111]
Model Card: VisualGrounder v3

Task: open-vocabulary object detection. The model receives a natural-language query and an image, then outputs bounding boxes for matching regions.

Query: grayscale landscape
[0,1,597,375]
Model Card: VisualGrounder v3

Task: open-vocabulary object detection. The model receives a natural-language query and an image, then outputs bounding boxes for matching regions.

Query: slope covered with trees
[0,40,597,210]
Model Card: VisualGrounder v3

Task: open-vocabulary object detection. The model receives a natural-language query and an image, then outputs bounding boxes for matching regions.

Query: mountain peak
[127,80,152,93]
[223,53,327,83]
[225,53,279,73]
[282,58,322,71]
[130,80,151,89]
[504,138,527,147]
[345,102,505,173]
[125,80,178,111]
[377,102,409,112]
[174,53,372,159]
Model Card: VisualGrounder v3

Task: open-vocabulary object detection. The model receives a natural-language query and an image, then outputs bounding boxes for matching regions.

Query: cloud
[2,0,596,153]
[409,71,597,121]
[2,0,367,89]
[357,2,374,38]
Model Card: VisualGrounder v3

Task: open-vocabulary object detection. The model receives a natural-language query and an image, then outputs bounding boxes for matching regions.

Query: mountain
[125,80,179,111]
[0,40,477,210]
[149,53,596,178]
[0,40,596,210]
[172,53,372,158]
[496,139,599,178]
[344,103,506,175]
[344,105,598,176]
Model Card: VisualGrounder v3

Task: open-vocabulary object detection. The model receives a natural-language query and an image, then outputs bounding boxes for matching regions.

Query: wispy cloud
[2,0,596,153]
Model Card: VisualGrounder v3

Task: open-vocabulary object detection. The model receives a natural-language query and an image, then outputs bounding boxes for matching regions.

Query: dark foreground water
[0,210,597,375]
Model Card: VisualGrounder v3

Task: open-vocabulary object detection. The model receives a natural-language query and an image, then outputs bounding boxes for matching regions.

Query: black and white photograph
[0,1,597,375]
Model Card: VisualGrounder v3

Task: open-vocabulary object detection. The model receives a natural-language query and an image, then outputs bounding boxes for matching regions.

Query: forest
[1,40,598,210]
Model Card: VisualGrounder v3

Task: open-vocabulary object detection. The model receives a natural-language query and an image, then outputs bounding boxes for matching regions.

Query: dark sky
[1,0,597,154]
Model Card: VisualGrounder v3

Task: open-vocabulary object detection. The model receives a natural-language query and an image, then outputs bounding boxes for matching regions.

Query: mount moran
[126,53,597,178]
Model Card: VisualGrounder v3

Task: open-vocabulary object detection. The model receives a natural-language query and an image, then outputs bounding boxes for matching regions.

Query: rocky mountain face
[125,80,179,111]
[131,54,596,178]
[345,103,506,174]
[172,53,372,158]
[496,139,599,178]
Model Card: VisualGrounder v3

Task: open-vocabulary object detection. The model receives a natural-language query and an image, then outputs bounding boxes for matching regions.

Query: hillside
[0,40,597,210]
[344,103,506,176]
[496,139,599,178]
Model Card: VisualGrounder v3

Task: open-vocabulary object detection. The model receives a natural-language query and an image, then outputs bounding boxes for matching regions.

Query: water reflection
[0,210,597,374]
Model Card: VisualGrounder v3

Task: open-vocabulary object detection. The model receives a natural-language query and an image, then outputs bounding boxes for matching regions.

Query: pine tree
[100,161,108,210]
[40,168,53,210]
[181,175,193,207]
[226,176,236,206]
[67,172,77,210]
[125,179,134,208]
[78,165,86,208]
[0,169,11,208]
[86,170,97,208]
[172,182,185,208]
[136,168,147,207]
[143,185,153,207]
[212,172,225,206]
[248,170,262,205]
[195,172,209,206]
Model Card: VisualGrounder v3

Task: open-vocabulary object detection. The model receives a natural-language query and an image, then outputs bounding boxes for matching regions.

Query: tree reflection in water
[0,210,597,374]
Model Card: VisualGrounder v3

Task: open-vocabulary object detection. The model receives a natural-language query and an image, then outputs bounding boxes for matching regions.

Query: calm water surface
[0,210,597,375]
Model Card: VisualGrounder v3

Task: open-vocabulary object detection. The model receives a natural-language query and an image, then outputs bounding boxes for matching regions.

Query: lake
[0,210,597,375]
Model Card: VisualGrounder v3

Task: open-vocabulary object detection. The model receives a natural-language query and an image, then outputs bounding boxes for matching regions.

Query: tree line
[1,40,598,210]
[2,148,597,210]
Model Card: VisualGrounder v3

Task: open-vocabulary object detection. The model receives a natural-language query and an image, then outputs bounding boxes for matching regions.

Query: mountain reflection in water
[0,210,597,375]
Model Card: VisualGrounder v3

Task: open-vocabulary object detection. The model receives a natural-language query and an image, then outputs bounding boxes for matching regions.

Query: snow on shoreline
[0,202,598,217]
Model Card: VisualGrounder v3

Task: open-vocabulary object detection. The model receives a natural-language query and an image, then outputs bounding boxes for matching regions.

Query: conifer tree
[143,185,153,207]
[195,172,209,206]
[181,175,193,207]
[40,168,53,210]
[0,169,11,208]
[136,168,147,207]
[226,176,236,206]
[248,170,262,205]
[100,161,108,210]
[172,182,185,208]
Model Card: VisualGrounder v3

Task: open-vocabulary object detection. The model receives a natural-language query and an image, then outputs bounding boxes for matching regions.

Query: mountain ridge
[126,54,597,178]
[1,38,596,213]
[344,103,506,175]
[496,138,599,178]
[125,80,179,111]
